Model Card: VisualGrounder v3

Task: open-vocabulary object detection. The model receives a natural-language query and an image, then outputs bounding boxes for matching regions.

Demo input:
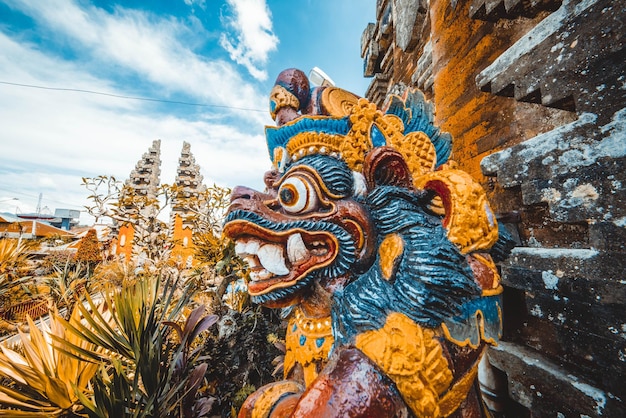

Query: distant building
[50,209,81,230]
[0,213,74,239]
[2,205,80,236]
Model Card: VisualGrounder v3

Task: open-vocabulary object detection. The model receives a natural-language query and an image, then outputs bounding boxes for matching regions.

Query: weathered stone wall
[362,0,625,416]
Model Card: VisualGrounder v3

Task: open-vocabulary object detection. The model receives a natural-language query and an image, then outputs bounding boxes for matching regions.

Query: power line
[0,80,266,112]
[0,187,86,210]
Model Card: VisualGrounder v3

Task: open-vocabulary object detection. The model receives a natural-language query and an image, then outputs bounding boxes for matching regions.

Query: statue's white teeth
[257,243,289,276]
[287,233,309,264]
[235,239,260,257]
[235,237,296,279]
[242,256,260,269]
[309,241,328,256]
[249,268,272,282]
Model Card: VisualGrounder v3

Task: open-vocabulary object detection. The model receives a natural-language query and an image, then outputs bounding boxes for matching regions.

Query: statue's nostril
[230,186,255,202]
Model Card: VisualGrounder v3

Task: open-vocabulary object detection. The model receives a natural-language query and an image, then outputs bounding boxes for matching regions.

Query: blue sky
[0,0,374,223]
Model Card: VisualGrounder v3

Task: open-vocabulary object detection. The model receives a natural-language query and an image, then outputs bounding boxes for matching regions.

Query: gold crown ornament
[265,68,498,254]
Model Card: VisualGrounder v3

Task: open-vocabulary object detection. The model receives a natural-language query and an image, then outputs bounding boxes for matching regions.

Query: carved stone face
[223,155,376,308]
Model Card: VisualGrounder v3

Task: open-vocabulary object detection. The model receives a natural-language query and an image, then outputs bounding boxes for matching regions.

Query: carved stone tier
[469,0,562,21]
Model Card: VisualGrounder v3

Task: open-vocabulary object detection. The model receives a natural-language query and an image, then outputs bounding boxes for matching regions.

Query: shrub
[75,229,102,267]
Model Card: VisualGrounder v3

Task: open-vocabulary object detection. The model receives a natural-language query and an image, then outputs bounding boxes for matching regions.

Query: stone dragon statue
[224,69,514,417]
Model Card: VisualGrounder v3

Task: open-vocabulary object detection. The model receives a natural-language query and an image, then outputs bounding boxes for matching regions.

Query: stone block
[482,109,626,224]
[487,341,624,416]
[499,247,626,396]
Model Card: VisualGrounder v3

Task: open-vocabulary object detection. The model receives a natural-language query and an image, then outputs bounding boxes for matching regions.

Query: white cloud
[3,0,268,121]
[219,0,279,80]
[184,0,206,10]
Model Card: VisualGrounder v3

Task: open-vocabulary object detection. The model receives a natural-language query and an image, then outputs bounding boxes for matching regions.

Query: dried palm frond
[0,305,100,416]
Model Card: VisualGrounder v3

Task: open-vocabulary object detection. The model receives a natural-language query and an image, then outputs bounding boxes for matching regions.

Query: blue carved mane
[332,185,480,345]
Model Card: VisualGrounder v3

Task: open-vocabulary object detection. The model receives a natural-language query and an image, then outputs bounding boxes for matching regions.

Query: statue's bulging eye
[278,176,319,214]
[280,187,295,205]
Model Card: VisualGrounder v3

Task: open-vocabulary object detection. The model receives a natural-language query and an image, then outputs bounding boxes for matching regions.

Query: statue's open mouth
[224,220,338,296]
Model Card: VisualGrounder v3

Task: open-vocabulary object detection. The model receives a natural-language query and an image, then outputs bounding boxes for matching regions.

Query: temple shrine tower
[114,140,162,260]
[170,142,207,267]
